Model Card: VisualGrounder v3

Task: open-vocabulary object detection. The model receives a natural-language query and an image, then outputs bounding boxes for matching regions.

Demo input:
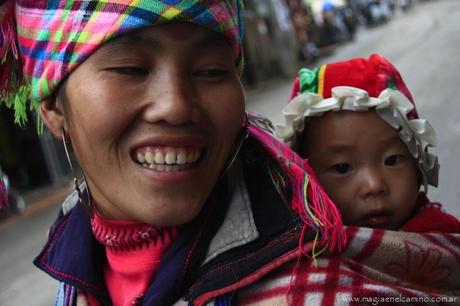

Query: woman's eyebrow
[102,30,230,52]
[101,33,160,52]
[193,33,230,50]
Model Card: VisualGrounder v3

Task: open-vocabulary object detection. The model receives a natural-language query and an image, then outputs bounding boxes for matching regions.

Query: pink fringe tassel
[1,0,22,99]
[248,124,347,256]
[302,160,346,253]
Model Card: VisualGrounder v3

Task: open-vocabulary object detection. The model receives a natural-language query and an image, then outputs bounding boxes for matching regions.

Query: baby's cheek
[326,193,350,223]
[338,211,357,227]
[298,133,312,159]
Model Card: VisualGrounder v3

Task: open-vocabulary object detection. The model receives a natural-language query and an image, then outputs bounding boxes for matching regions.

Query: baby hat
[276,54,439,190]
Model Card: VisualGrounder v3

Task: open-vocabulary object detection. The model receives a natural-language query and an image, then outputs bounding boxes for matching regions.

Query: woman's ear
[39,95,65,139]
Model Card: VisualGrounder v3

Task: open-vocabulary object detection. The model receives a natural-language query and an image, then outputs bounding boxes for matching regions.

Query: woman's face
[52,23,245,225]
[301,111,419,230]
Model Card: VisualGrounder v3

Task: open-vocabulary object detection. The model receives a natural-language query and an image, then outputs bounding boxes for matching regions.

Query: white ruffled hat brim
[275,86,439,190]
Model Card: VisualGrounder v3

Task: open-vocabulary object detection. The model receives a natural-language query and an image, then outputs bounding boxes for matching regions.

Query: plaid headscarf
[0,0,244,126]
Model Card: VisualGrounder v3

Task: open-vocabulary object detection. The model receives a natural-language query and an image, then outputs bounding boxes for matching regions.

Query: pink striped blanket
[237,227,460,305]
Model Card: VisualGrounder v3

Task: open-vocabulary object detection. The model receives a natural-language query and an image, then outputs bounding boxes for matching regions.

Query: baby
[276,54,460,232]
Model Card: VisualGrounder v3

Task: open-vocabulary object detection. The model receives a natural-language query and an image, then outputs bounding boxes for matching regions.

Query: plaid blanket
[237,227,460,305]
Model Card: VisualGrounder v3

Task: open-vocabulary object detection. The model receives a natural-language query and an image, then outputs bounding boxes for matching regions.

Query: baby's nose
[359,167,389,199]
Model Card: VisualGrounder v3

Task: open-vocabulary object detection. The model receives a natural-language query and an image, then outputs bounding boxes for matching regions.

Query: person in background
[276,54,460,233]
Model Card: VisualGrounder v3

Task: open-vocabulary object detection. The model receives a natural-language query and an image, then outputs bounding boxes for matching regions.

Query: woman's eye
[108,67,148,76]
[194,68,228,78]
[331,163,352,174]
[385,154,405,166]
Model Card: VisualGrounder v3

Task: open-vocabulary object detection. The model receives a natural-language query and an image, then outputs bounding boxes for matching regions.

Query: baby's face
[300,110,419,230]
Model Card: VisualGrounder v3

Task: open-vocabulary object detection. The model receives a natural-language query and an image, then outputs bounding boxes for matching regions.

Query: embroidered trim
[91,217,177,251]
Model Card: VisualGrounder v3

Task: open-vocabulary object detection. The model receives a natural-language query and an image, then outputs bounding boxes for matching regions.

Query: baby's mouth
[133,147,204,172]
[361,210,392,228]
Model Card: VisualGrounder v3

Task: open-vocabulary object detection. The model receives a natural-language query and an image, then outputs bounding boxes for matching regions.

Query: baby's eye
[108,67,148,76]
[331,163,352,174]
[384,154,405,166]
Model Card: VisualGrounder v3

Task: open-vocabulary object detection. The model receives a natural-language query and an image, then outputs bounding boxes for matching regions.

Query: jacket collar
[33,200,109,301]
[202,158,259,265]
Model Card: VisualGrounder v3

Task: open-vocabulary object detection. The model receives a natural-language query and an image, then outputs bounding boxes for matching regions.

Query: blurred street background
[1,0,459,304]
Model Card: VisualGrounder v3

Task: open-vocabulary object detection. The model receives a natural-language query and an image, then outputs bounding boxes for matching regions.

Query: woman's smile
[132,143,207,182]
[131,136,207,177]
[134,146,203,171]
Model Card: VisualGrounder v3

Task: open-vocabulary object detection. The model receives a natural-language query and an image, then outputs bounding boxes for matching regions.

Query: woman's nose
[359,167,389,199]
[142,70,202,125]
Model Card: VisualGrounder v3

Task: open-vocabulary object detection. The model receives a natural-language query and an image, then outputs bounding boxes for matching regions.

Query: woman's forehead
[102,23,230,52]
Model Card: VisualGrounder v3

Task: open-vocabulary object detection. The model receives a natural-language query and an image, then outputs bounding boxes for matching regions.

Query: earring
[219,112,249,179]
[61,128,93,216]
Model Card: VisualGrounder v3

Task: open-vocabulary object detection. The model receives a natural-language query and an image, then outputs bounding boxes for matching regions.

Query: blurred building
[0,107,70,193]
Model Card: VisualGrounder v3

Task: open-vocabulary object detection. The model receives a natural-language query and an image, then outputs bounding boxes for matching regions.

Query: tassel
[275,146,346,257]
[301,160,346,254]
[284,72,347,256]
[0,0,30,126]
[247,123,347,258]
[0,1,16,56]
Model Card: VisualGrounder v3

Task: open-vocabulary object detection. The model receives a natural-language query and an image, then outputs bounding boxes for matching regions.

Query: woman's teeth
[135,148,201,171]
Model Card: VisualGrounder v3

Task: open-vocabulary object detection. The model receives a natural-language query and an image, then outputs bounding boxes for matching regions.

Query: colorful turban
[0,0,244,126]
[276,54,439,190]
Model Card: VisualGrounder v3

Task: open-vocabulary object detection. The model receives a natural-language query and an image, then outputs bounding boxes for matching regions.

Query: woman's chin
[133,200,205,226]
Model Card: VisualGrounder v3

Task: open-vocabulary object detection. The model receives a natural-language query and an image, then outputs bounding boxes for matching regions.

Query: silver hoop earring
[61,128,93,216]
[219,112,249,179]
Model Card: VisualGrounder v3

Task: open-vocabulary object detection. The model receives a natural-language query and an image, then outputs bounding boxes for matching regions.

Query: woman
[1,1,459,305]
[1,1,343,305]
